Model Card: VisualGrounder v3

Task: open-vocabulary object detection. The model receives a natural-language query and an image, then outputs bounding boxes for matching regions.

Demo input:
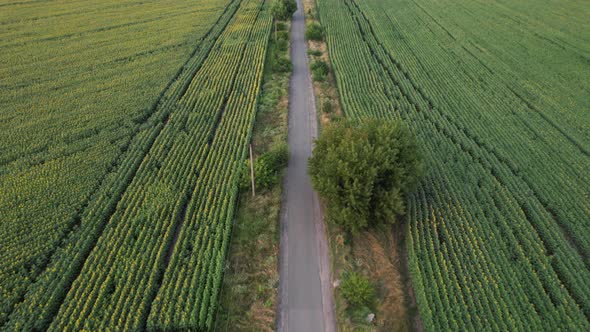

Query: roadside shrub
[311,60,329,81]
[307,49,322,57]
[271,0,297,20]
[349,305,373,324]
[276,22,287,31]
[340,272,376,308]
[277,30,289,41]
[274,56,292,73]
[305,22,323,41]
[264,142,289,171]
[241,143,289,192]
[244,157,274,190]
[277,38,289,52]
[321,99,333,114]
[307,9,318,20]
[308,118,423,233]
[284,0,297,16]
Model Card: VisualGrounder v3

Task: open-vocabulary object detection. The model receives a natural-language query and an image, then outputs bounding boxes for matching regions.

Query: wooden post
[249,144,256,196]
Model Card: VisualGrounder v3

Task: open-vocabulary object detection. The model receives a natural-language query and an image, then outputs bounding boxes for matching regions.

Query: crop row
[0,0,237,328]
[44,0,271,331]
[146,9,271,331]
[0,0,255,330]
[317,0,590,330]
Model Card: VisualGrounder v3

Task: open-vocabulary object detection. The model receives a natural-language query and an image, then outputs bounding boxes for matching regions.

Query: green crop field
[0,0,271,330]
[316,0,590,330]
[3,0,589,329]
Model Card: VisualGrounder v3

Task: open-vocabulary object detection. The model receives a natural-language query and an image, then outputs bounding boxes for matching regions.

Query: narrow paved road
[278,0,336,331]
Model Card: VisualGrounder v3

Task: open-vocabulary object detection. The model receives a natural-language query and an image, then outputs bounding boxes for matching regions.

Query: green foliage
[277,38,289,52]
[271,0,297,20]
[0,0,251,330]
[241,143,289,192]
[308,119,422,233]
[271,0,287,20]
[322,99,333,114]
[1,1,273,331]
[307,8,318,20]
[349,305,373,324]
[272,28,292,72]
[340,272,376,308]
[311,60,329,81]
[265,142,289,170]
[274,56,293,73]
[307,49,323,57]
[277,30,289,41]
[285,0,297,17]
[317,0,590,329]
[276,21,287,31]
[305,22,323,41]
[242,157,275,191]
[215,4,291,328]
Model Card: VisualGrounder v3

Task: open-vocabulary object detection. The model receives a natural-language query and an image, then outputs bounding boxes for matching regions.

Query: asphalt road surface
[277,0,336,331]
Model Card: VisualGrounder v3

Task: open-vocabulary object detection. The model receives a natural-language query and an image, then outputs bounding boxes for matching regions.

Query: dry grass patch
[352,230,408,331]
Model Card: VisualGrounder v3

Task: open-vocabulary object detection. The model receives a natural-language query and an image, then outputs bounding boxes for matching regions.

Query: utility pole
[249,144,256,196]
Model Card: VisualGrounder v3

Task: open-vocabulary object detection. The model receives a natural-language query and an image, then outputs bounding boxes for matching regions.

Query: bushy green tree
[284,0,297,17]
[271,0,297,21]
[308,119,422,233]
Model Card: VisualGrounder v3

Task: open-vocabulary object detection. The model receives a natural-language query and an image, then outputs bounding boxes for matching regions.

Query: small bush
[321,99,333,114]
[349,305,373,324]
[307,49,322,57]
[264,142,289,171]
[305,22,323,41]
[284,0,297,16]
[271,0,297,20]
[340,272,376,308]
[276,22,287,31]
[240,143,289,192]
[311,60,329,81]
[276,38,289,52]
[307,9,318,20]
[274,56,292,73]
[277,30,289,41]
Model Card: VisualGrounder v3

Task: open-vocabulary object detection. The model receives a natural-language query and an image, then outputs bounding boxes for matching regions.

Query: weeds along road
[277,0,336,331]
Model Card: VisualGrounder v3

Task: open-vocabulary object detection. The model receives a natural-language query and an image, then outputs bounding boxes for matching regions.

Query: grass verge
[213,20,291,332]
